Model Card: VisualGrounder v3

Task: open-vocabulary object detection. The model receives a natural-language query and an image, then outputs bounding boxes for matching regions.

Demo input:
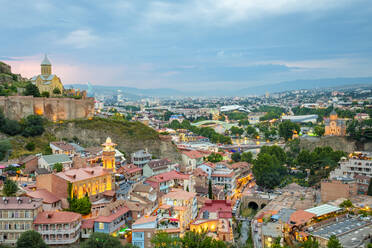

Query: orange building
[324,110,346,136]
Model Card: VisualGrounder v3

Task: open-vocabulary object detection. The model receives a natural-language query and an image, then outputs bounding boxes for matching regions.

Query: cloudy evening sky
[1,0,372,90]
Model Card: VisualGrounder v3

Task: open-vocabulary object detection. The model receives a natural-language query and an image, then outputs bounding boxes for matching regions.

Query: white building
[330,152,372,179]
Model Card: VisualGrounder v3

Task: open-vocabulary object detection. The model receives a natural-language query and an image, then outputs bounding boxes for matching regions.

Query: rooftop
[305,204,341,217]
[163,189,196,201]
[133,215,157,226]
[40,154,71,165]
[56,166,110,183]
[34,211,81,224]
[0,197,43,210]
[26,189,60,204]
[182,150,205,159]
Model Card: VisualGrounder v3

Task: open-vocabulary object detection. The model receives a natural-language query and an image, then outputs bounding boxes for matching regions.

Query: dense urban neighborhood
[0,56,371,248]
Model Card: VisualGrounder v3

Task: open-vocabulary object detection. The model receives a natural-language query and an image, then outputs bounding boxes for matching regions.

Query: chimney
[17,197,22,204]
[47,213,53,219]
[2,197,7,204]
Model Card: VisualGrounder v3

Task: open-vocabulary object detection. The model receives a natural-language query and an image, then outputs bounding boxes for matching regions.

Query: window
[98,222,104,230]
[147,232,151,238]
[133,232,143,238]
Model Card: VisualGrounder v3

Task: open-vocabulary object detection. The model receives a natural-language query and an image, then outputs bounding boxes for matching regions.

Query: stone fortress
[0,55,94,121]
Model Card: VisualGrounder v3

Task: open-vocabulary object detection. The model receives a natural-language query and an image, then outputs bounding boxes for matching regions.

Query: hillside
[48,118,181,161]
[0,61,27,85]
[6,118,181,162]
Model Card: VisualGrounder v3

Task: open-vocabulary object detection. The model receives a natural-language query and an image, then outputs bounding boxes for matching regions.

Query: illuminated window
[99,223,104,230]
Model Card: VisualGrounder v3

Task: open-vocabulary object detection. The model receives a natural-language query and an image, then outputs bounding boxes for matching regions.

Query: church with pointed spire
[31,54,64,96]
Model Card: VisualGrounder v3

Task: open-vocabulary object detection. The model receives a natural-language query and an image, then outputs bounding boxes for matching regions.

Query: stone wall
[0,96,94,121]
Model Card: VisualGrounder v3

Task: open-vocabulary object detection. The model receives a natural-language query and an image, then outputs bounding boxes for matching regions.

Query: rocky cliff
[0,61,26,84]
[299,136,372,153]
[47,118,181,162]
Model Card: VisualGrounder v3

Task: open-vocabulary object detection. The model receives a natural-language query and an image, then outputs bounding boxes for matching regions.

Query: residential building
[94,200,130,236]
[132,216,157,248]
[324,110,347,136]
[38,154,72,172]
[25,188,62,211]
[330,152,372,178]
[321,178,358,202]
[355,175,370,194]
[190,200,234,242]
[0,197,43,245]
[145,170,191,193]
[131,150,152,168]
[50,142,75,155]
[210,163,236,194]
[159,189,197,234]
[143,159,178,178]
[19,155,38,174]
[33,211,81,245]
[117,164,142,182]
[181,150,204,173]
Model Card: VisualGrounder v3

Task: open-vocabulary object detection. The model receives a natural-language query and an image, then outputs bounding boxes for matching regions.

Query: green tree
[24,83,40,97]
[181,231,227,248]
[25,141,35,151]
[246,126,256,136]
[327,235,342,248]
[260,145,287,165]
[207,153,223,163]
[52,87,61,95]
[208,180,213,199]
[80,232,123,248]
[53,163,63,172]
[69,194,92,215]
[21,115,45,137]
[0,139,11,161]
[314,125,325,136]
[368,179,372,196]
[1,119,22,136]
[151,231,181,248]
[252,153,286,189]
[16,230,48,248]
[41,91,50,98]
[300,237,319,248]
[241,152,253,163]
[232,152,241,162]
[279,120,300,141]
[3,179,18,196]
[230,126,244,136]
[339,199,353,208]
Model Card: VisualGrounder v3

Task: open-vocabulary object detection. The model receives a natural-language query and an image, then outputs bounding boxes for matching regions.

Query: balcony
[38,223,81,235]
[44,233,80,245]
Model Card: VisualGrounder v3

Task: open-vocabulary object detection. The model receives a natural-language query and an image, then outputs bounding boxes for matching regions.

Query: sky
[1,0,372,91]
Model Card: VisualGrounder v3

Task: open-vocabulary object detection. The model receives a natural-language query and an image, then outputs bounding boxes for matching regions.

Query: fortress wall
[0,96,94,121]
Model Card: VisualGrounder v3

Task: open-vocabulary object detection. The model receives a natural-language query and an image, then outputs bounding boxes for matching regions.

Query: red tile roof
[50,142,74,151]
[56,166,110,183]
[133,215,157,226]
[118,164,142,174]
[162,189,196,201]
[198,200,232,219]
[289,210,316,225]
[26,189,61,204]
[82,218,95,229]
[95,206,130,223]
[145,170,189,185]
[211,171,235,178]
[193,168,208,177]
[34,211,81,224]
[182,150,205,159]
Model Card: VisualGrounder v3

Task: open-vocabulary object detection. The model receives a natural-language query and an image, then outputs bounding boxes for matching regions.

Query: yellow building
[324,110,346,136]
[31,54,64,96]
[102,137,117,172]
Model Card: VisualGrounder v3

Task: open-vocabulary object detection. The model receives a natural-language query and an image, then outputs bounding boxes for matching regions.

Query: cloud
[139,0,356,26]
[60,29,100,49]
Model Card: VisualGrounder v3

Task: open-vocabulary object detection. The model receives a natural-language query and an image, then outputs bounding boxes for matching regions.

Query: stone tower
[101,137,116,172]
[41,54,52,75]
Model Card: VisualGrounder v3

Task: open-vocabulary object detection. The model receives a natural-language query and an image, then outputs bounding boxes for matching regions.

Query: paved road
[251,220,262,248]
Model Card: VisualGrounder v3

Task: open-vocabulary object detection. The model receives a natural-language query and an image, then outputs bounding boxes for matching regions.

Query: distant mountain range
[67,77,372,98]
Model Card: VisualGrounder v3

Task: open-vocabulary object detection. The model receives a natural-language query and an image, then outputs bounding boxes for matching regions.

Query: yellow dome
[106,137,112,144]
